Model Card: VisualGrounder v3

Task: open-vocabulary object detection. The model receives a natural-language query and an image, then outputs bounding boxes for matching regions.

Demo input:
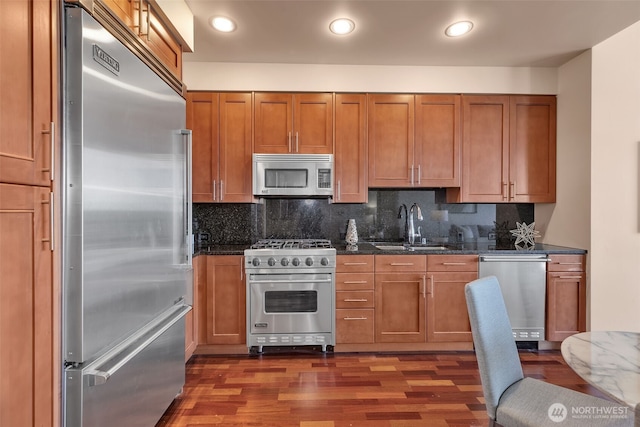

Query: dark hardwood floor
[156,349,606,427]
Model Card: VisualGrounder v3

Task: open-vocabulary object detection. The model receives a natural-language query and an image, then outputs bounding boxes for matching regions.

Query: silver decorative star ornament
[510,222,540,248]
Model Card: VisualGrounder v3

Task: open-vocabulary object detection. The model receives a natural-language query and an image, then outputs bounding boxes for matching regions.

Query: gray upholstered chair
[465,276,634,427]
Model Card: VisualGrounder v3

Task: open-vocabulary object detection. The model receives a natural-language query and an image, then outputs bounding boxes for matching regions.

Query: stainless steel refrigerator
[62,7,192,426]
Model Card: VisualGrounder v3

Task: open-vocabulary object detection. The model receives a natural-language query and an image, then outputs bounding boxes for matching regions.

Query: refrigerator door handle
[181,129,193,266]
[84,304,191,386]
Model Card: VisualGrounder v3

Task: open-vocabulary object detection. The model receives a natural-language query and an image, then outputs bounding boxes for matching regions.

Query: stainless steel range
[244,239,336,353]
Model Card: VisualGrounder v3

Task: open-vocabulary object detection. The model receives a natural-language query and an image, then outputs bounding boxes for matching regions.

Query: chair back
[465,276,525,419]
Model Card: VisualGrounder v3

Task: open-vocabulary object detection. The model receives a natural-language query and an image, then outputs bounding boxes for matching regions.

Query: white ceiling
[183,0,640,67]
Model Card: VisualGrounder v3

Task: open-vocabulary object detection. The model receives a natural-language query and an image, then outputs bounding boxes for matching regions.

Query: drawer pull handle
[558,276,582,279]
[390,262,414,266]
[343,298,368,302]
[343,317,368,321]
[343,280,368,284]
[557,262,582,265]
[442,262,467,266]
[343,262,368,266]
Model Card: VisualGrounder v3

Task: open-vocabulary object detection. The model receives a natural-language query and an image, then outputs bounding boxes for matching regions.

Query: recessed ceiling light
[329,18,355,35]
[211,16,236,33]
[445,21,474,37]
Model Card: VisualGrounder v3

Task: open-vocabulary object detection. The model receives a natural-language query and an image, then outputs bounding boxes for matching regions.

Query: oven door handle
[248,279,333,284]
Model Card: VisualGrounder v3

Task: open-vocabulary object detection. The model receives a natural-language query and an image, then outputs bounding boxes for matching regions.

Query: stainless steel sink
[373,245,407,251]
[407,245,448,251]
[371,243,448,251]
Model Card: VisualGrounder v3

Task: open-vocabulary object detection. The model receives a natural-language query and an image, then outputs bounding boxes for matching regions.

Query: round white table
[561,331,640,425]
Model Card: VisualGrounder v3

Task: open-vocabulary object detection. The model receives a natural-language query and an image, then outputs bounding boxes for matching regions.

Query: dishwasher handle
[479,255,550,262]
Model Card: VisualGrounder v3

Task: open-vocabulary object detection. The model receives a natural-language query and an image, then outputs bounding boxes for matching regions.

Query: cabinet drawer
[427,255,478,272]
[336,255,374,273]
[336,309,374,344]
[375,255,427,272]
[336,291,375,309]
[336,273,374,291]
[547,255,585,272]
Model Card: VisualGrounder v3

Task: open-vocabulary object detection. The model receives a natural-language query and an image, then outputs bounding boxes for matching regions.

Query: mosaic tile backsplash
[193,189,534,246]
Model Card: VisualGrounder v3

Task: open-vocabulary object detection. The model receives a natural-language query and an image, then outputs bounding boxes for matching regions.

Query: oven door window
[264,290,317,313]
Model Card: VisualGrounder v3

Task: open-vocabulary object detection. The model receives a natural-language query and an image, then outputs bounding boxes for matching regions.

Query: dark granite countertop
[194,242,586,257]
[333,242,586,255]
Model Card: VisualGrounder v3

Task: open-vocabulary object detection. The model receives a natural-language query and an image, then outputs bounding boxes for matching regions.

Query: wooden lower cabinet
[375,273,426,343]
[426,255,477,342]
[185,255,204,360]
[374,255,427,343]
[204,255,246,345]
[0,184,53,427]
[335,255,375,344]
[546,254,586,341]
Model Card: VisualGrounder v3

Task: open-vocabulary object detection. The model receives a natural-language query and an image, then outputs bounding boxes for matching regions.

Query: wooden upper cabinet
[101,0,135,28]
[367,94,415,187]
[509,96,556,202]
[458,95,510,202]
[0,184,53,427]
[143,1,183,79]
[334,94,367,203]
[101,0,183,79]
[451,94,556,203]
[219,92,253,202]
[187,92,218,202]
[415,95,461,187]
[368,94,461,189]
[187,92,253,203]
[254,93,333,154]
[0,0,53,187]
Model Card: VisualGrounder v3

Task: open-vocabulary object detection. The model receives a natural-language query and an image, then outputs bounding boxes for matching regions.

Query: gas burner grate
[251,239,333,250]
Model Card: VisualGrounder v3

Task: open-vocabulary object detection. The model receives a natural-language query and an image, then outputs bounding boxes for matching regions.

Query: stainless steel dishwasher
[478,254,550,341]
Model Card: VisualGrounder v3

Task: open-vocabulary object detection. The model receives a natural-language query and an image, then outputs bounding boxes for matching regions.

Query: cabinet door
[375,273,426,343]
[509,96,556,202]
[368,94,415,187]
[187,92,219,202]
[219,93,253,202]
[426,272,476,342]
[101,0,135,28]
[254,93,292,153]
[0,0,53,186]
[336,309,374,344]
[459,95,509,202]
[334,94,367,203]
[415,95,461,187]
[0,184,53,427]
[293,93,333,154]
[206,256,246,345]
[142,0,183,79]
[546,255,586,341]
[185,255,201,360]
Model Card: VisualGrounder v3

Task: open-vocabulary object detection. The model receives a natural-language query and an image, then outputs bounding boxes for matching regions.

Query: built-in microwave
[252,153,334,197]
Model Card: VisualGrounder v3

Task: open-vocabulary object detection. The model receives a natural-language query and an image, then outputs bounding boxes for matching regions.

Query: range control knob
[281,258,289,266]
[292,258,301,266]
[252,258,261,267]
[320,257,329,266]
[267,257,276,266]
[305,257,314,266]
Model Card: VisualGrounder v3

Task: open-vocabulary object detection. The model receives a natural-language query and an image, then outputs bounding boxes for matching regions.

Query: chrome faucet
[397,203,424,245]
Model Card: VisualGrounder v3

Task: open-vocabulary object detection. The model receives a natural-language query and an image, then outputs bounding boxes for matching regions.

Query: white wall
[590,21,640,331]
[536,51,592,250]
[183,62,557,94]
